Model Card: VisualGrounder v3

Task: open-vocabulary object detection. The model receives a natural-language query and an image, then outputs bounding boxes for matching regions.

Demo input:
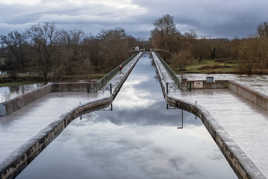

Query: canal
[17,53,237,179]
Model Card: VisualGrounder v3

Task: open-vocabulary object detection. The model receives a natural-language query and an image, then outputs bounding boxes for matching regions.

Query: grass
[177,59,239,73]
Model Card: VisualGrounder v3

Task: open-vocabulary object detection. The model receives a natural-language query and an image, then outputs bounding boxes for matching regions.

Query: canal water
[17,54,237,179]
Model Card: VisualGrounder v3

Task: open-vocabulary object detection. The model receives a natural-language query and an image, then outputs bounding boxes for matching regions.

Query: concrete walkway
[0,53,140,166]
[153,52,268,177]
[173,89,268,177]
[179,73,268,96]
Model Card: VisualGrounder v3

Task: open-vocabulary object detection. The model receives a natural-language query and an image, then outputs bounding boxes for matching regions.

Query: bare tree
[257,22,268,38]
[27,22,59,81]
[97,28,129,70]
[0,31,27,77]
[153,14,177,36]
[151,14,181,53]
[55,30,85,79]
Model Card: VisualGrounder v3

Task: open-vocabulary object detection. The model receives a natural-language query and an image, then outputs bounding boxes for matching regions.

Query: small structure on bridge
[181,76,227,90]
[130,46,140,52]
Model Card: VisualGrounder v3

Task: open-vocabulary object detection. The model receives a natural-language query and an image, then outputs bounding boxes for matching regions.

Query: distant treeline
[2,17,267,80]
[0,23,145,81]
[151,14,268,74]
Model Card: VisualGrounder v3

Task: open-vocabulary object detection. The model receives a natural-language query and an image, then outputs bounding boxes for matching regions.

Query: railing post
[79,102,82,120]
[110,83,112,96]
[187,82,192,91]
[87,83,90,93]
[166,82,169,95]
[177,108,184,129]
[181,109,184,128]
[189,82,192,91]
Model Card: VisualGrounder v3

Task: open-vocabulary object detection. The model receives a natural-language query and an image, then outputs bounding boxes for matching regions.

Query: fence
[154,53,181,89]
[95,53,137,91]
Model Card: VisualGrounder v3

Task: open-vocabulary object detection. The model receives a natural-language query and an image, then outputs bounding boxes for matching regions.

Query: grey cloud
[0,0,268,38]
[133,0,268,38]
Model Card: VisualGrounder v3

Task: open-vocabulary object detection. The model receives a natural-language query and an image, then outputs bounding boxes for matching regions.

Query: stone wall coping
[228,80,268,99]
[0,83,53,106]
[167,96,266,179]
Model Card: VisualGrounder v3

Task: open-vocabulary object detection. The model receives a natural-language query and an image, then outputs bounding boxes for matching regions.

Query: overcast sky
[0,0,268,39]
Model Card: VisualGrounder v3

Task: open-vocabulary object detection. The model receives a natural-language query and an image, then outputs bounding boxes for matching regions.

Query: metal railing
[165,82,182,95]
[154,52,181,89]
[95,53,138,92]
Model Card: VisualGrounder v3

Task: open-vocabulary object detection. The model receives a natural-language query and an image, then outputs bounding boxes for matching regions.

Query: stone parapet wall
[228,80,268,110]
[0,53,142,117]
[0,97,111,179]
[0,84,52,116]
[166,96,265,179]
[182,78,268,110]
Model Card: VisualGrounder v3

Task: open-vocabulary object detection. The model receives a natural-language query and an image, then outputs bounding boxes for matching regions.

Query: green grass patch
[182,59,238,73]
[88,74,105,79]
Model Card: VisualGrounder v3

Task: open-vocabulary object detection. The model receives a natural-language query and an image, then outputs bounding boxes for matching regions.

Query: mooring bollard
[110,83,112,96]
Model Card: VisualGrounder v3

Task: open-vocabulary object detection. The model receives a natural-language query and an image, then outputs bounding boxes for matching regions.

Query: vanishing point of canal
[17,53,237,179]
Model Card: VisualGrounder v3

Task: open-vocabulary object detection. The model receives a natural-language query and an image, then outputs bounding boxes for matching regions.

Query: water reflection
[0,83,45,103]
[17,54,236,179]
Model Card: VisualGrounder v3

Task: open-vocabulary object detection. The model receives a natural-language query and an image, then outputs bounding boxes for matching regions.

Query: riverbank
[168,58,268,74]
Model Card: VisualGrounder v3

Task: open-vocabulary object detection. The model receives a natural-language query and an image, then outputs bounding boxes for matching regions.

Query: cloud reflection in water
[17,54,236,179]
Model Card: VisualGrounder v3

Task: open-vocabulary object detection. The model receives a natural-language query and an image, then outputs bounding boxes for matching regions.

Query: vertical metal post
[189,82,192,91]
[166,82,169,95]
[80,102,82,120]
[87,83,90,93]
[181,109,184,128]
[194,102,198,119]
[178,108,184,129]
[110,83,112,96]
